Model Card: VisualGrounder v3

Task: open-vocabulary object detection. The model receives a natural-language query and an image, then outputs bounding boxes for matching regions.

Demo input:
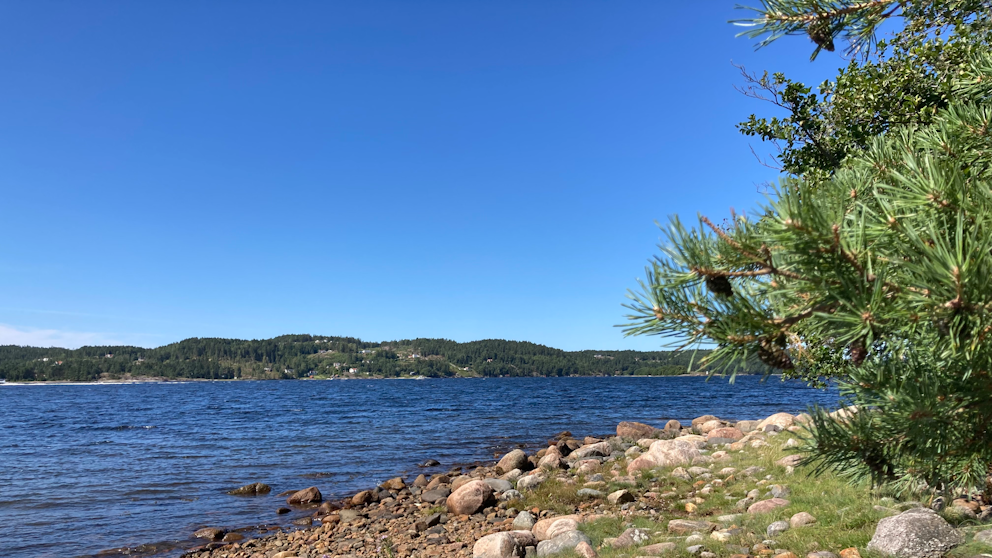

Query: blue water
[0,376,838,558]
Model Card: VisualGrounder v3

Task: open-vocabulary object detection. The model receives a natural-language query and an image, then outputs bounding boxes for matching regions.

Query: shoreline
[130,412,806,558]
[1,374,779,386]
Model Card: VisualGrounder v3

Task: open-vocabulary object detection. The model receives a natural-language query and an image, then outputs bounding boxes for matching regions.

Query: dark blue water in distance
[0,376,838,558]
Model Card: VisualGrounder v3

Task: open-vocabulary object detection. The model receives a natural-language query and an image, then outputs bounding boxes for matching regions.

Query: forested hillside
[0,335,768,382]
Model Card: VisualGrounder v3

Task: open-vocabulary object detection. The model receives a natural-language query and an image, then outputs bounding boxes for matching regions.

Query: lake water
[0,376,839,558]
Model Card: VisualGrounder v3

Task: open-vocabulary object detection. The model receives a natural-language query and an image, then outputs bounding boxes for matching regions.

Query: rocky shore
[181,412,992,558]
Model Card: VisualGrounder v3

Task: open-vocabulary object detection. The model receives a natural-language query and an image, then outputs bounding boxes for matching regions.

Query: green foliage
[0,335,765,382]
[627,1,992,494]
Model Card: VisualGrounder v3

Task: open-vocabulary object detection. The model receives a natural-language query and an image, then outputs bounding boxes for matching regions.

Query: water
[0,376,838,558]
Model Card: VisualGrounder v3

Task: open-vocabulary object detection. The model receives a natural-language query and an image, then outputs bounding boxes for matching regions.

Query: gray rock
[577,488,604,499]
[484,479,513,493]
[770,485,791,498]
[516,474,547,491]
[474,532,519,558]
[500,489,523,502]
[974,530,992,545]
[513,511,536,530]
[767,521,790,537]
[421,488,451,503]
[536,530,592,557]
[227,482,271,496]
[686,545,704,555]
[866,508,963,558]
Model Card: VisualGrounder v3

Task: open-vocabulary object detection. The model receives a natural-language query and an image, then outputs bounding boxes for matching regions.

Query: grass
[505,433,992,558]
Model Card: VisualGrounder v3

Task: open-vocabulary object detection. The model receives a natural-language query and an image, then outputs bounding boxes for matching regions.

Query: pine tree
[625,1,992,495]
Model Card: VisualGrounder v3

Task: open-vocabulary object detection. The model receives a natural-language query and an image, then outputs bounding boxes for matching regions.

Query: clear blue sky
[1,1,850,350]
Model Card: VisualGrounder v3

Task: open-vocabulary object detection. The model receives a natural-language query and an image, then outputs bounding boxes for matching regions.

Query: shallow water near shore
[0,376,838,558]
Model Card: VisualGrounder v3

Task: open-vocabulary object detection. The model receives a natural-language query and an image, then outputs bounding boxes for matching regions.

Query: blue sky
[1,1,852,350]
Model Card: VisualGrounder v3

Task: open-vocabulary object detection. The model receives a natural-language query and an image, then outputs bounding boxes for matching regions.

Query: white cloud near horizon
[0,323,125,349]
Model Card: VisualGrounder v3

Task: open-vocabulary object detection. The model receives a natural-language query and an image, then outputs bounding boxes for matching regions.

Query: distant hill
[0,335,768,382]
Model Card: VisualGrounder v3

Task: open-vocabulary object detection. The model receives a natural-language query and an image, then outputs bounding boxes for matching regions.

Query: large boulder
[757,412,795,431]
[474,531,535,558]
[538,446,564,469]
[867,508,962,558]
[286,486,322,505]
[707,427,744,443]
[617,421,657,439]
[498,449,529,473]
[537,530,592,557]
[627,439,701,474]
[446,480,495,515]
[532,515,581,541]
[698,419,723,434]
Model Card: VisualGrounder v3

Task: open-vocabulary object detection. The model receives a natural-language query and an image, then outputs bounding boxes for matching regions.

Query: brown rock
[641,542,677,555]
[664,419,682,431]
[698,419,723,434]
[757,412,795,431]
[774,553,799,558]
[790,512,817,527]
[748,498,790,514]
[667,519,717,534]
[452,475,474,491]
[222,532,244,542]
[707,427,744,441]
[617,421,658,439]
[380,477,406,491]
[352,490,373,506]
[445,479,495,515]
[497,449,529,473]
[776,455,803,467]
[193,527,224,540]
[839,548,861,558]
[691,415,719,428]
[532,515,582,540]
[414,474,429,488]
[286,486,322,505]
[575,541,598,558]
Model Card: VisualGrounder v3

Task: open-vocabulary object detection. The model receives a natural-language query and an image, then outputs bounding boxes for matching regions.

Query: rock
[227,482,271,496]
[421,487,451,503]
[513,511,537,530]
[767,521,790,537]
[776,455,803,467]
[757,413,795,431]
[687,545,704,556]
[618,421,658,439]
[668,519,718,534]
[484,478,513,493]
[711,528,740,542]
[569,442,612,460]
[536,531,592,557]
[866,508,963,558]
[770,485,791,498]
[737,420,759,432]
[748,498,790,514]
[532,515,581,541]
[352,490,373,506]
[419,458,441,467]
[639,542,677,555]
[286,486,322,505]
[498,449,529,473]
[538,446,564,469]
[517,473,547,491]
[627,438,701,474]
[611,528,650,548]
[574,459,600,475]
[276,507,290,514]
[413,474,429,487]
[500,489,523,501]
[707,427,744,442]
[193,527,224,540]
[446,480,495,515]
[577,488,604,499]
[575,541,597,558]
[774,554,798,558]
[415,512,442,532]
[273,553,298,558]
[790,512,817,527]
[975,529,992,544]
[807,553,838,558]
[608,489,635,505]
[665,419,682,431]
[671,467,692,481]
[546,518,580,540]
[692,415,719,428]
[839,548,862,558]
[452,475,474,491]
[474,532,520,558]
[380,477,406,491]
[699,419,724,434]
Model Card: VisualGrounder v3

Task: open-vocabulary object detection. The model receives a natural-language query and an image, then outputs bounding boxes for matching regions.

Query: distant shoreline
[0,372,777,385]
